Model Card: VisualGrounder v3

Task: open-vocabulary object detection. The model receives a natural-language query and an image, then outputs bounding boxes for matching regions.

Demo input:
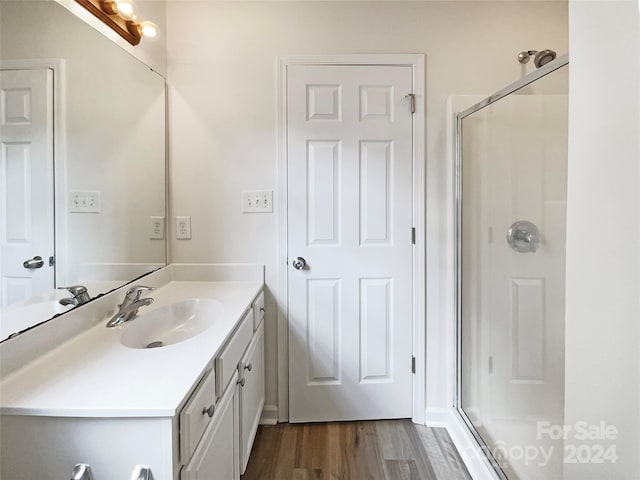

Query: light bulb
[115,0,135,21]
[140,21,158,38]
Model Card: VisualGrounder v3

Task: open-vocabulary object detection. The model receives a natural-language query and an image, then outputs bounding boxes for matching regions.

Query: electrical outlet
[176,216,191,240]
[69,190,101,213]
[242,190,273,213]
[150,216,165,240]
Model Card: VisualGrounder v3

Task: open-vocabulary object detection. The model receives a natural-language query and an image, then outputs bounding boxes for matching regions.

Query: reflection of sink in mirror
[120,299,223,349]
[1,301,74,339]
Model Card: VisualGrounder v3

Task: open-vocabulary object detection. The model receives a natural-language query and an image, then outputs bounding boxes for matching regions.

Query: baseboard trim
[260,404,278,425]
[425,407,451,428]
[425,408,499,480]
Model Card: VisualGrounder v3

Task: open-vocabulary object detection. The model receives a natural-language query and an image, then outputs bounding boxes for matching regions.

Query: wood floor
[242,419,472,480]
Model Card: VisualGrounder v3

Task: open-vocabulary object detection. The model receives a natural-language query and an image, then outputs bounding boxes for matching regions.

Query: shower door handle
[507,221,540,253]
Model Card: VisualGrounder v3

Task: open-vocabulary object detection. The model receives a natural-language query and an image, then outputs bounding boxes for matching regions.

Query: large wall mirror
[0,0,167,340]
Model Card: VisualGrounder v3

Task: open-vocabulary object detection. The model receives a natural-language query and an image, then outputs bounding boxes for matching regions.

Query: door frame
[277,54,426,423]
[0,58,67,294]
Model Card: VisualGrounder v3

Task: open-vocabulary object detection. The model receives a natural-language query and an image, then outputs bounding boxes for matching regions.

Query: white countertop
[0,280,262,418]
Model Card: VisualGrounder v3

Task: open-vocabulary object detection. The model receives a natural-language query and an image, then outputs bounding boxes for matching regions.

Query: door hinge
[411,227,416,245]
[405,93,416,114]
[49,255,55,267]
[411,356,416,374]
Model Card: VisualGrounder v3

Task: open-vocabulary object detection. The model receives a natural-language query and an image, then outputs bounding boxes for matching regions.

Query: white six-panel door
[287,65,414,422]
[0,68,55,307]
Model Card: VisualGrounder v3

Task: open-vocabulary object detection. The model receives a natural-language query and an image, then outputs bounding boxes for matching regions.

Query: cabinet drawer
[252,291,265,330]
[215,309,253,398]
[180,368,217,462]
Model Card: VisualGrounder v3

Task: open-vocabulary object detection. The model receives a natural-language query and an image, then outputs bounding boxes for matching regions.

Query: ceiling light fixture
[75,0,159,46]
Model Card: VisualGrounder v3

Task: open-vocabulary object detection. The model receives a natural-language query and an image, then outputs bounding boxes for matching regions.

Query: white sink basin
[120,299,223,349]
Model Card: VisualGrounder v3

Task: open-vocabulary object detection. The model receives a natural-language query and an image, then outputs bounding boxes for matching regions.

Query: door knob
[23,256,44,269]
[292,257,307,270]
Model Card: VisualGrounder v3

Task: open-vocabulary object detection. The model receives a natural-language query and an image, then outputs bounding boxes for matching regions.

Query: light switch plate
[176,216,191,240]
[69,190,101,213]
[242,190,273,213]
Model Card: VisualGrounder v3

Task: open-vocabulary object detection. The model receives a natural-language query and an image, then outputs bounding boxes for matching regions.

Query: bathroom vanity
[0,265,265,480]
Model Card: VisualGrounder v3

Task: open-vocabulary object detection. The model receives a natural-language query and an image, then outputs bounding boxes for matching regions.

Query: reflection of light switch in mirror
[69,191,101,213]
[150,216,165,240]
[176,216,191,240]
[242,190,273,213]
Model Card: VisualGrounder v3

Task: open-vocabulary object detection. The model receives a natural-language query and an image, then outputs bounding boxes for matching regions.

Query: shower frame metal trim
[453,53,569,480]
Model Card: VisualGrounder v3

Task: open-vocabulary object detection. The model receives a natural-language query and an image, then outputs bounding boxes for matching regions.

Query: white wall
[166,1,568,413]
[565,1,640,478]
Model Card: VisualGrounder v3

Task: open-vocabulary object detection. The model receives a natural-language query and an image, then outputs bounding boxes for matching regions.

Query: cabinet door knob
[132,465,155,480]
[202,404,215,418]
[71,464,94,480]
[244,363,253,372]
[237,377,246,387]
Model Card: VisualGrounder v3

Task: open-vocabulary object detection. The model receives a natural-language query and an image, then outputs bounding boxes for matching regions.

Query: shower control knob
[292,257,307,270]
[507,221,540,253]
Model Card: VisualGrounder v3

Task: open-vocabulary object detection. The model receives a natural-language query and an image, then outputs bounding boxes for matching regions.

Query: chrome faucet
[58,285,91,307]
[106,285,155,328]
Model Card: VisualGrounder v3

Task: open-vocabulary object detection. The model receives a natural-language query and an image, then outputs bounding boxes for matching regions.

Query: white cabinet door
[239,322,265,474]
[181,372,239,480]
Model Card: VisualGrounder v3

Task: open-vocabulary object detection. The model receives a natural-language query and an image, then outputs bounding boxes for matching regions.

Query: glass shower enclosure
[456,57,569,480]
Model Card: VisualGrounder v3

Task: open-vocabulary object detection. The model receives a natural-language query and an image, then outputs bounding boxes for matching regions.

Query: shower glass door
[457,62,568,480]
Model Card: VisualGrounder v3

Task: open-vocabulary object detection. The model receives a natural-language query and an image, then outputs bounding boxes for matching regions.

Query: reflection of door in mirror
[0,67,55,308]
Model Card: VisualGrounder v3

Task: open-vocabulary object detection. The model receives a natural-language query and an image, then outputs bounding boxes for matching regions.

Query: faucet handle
[125,285,155,301]
[58,285,88,295]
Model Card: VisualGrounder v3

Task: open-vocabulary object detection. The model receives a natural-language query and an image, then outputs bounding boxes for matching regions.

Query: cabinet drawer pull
[243,363,253,372]
[202,404,215,418]
[259,307,265,312]
[237,377,246,387]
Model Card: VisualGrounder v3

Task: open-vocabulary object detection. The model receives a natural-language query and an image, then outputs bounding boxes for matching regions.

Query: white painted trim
[410,55,426,426]
[276,56,290,423]
[424,407,451,428]
[0,59,68,290]
[426,408,500,480]
[259,404,279,426]
[277,54,426,424]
